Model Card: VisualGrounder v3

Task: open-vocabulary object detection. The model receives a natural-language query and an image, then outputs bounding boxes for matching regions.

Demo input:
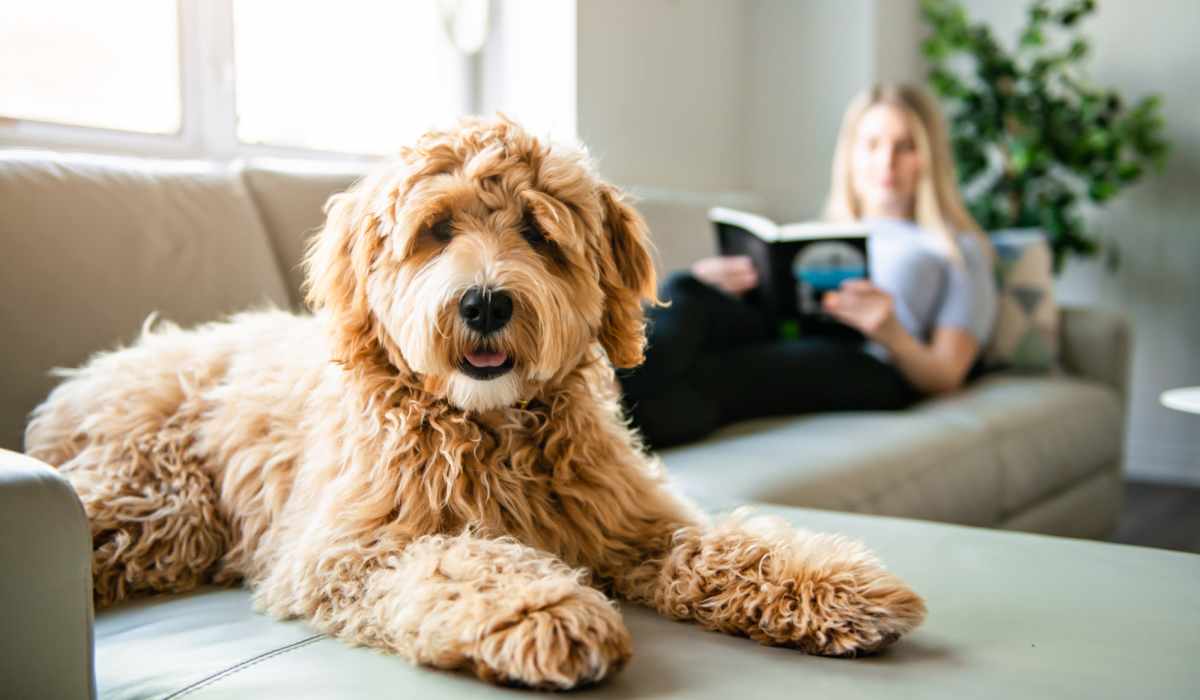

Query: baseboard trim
[1124,467,1200,488]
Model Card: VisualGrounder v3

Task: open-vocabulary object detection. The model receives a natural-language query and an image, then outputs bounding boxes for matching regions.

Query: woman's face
[850,103,923,219]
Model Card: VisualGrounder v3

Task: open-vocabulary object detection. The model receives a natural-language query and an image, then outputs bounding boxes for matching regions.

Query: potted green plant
[920,0,1169,271]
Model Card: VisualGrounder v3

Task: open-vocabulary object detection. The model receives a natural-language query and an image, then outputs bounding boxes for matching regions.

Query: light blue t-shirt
[864,218,997,361]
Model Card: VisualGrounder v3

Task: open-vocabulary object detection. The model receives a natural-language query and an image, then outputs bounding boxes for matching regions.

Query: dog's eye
[429,218,453,243]
[521,217,547,246]
[520,213,568,266]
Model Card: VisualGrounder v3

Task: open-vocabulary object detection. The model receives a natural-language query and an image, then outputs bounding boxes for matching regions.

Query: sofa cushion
[999,466,1122,538]
[924,374,1123,517]
[661,408,1002,525]
[93,506,1200,699]
[240,160,365,307]
[0,151,291,452]
[660,374,1122,530]
[984,229,1059,372]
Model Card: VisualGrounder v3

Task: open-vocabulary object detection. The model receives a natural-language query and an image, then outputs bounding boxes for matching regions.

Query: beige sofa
[0,150,1160,699]
[1,150,1129,536]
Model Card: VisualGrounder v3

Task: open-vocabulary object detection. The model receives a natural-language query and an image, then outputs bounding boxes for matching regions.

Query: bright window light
[483,0,576,145]
[0,0,181,134]
[232,0,468,155]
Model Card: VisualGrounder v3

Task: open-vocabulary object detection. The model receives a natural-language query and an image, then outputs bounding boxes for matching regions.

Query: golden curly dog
[25,117,924,689]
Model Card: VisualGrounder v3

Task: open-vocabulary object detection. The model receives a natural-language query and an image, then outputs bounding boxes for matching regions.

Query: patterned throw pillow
[983,229,1059,372]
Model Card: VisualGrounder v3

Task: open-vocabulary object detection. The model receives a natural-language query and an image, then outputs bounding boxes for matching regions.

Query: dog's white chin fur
[446,372,524,412]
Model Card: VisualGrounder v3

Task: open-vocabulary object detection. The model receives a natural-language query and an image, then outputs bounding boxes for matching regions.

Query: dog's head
[304,117,657,412]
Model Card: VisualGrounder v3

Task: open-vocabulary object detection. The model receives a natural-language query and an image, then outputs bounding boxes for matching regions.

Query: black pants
[618,272,923,449]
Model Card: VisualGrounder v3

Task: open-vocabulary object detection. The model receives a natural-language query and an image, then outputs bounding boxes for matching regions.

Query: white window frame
[0,0,479,163]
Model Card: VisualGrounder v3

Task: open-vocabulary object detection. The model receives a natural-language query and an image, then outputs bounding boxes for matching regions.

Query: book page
[777,222,870,241]
[707,207,780,242]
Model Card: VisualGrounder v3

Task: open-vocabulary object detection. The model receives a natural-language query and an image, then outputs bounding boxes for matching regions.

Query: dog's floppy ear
[596,184,659,368]
[303,179,387,368]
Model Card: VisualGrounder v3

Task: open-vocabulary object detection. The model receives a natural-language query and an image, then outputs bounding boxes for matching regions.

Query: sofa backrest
[0,148,757,452]
[0,151,292,451]
[240,160,363,307]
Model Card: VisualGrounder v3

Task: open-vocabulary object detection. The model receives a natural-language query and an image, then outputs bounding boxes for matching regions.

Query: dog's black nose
[458,287,513,335]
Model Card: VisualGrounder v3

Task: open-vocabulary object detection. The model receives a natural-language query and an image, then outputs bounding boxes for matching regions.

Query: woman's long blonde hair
[824,83,991,263]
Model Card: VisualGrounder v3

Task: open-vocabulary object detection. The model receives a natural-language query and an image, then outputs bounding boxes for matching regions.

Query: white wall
[744,0,875,221]
[956,0,1200,484]
[744,0,929,221]
[871,0,925,85]
[577,0,925,214]
[576,0,748,191]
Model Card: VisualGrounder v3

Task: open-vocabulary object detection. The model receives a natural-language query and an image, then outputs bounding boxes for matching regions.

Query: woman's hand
[826,279,980,396]
[822,279,903,344]
[691,255,759,295]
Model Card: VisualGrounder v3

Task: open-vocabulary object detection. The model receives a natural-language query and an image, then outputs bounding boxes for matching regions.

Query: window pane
[0,0,180,134]
[233,0,468,155]
[483,0,576,143]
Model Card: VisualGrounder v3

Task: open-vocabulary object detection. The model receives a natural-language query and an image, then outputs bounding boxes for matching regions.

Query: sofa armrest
[0,449,95,700]
[1058,306,1132,399]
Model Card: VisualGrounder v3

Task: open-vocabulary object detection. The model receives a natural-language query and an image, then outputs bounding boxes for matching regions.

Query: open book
[708,207,870,340]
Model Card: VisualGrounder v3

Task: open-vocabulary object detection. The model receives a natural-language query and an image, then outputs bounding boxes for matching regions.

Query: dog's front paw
[785,560,925,657]
[669,520,926,657]
[746,532,925,657]
[471,586,632,689]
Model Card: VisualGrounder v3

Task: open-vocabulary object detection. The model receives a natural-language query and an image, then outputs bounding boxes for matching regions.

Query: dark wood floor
[1110,480,1200,554]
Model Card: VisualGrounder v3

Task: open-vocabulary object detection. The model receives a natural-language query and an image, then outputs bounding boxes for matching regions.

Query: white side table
[1160,386,1200,414]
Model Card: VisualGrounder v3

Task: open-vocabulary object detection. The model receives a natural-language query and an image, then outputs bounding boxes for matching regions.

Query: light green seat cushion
[96,506,1199,699]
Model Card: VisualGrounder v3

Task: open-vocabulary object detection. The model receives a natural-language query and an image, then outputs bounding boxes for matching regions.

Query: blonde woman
[619,84,997,448]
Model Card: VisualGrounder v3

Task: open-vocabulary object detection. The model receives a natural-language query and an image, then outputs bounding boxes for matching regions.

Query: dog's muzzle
[458,286,515,380]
